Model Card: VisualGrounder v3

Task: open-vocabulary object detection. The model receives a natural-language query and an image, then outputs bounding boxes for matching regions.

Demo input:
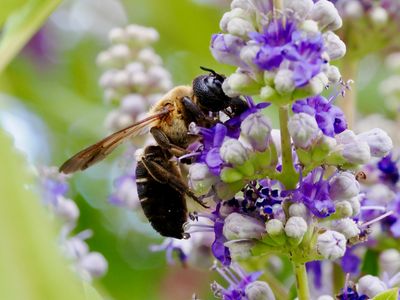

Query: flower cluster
[38,167,108,281]
[97,24,172,131]
[211,0,345,102]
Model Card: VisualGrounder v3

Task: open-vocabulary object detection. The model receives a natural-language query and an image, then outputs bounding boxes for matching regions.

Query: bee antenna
[200,66,225,81]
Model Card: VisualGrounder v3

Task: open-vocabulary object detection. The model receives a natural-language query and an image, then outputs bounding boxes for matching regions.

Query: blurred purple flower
[292,95,347,137]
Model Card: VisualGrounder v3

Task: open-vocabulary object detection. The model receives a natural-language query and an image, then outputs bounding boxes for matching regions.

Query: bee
[59,67,248,239]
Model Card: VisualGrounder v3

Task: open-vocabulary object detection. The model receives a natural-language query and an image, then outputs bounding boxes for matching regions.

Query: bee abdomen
[136,161,187,239]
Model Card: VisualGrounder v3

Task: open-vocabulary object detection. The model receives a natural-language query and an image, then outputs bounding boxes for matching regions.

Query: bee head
[192,66,231,112]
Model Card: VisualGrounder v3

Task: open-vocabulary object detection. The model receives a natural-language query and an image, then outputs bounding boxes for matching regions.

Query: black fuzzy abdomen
[136,161,187,239]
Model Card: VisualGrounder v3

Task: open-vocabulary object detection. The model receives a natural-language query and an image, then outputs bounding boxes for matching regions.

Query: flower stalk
[293,262,310,300]
[278,104,299,189]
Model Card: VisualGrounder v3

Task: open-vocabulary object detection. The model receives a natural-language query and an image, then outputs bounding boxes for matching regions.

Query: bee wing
[59,109,169,174]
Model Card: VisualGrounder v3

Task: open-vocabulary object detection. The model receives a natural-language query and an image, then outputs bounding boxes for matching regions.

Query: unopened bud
[223,213,266,240]
[223,72,261,97]
[343,1,363,18]
[224,239,255,260]
[336,130,371,165]
[274,69,295,95]
[317,230,346,260]
[379,249,400,277]
[369,7,388,25]
[329,172,360,201]
[288,203,308,219]
[357,275,387,298]
[288,113,322,149]
[311,0,342,31]
[332,218,360,239]
[220,138,248,165]
[108,27,127,44]
[334,200,353,218]
[307,72,329,95]
[348,196,361,216]
[357,128,393,158]
[323,32,346,60]
[227,17,256,38]
[188,163,217,195]
[284,217,308,239]
[283,0,313,19]
[317,296,334,300]
[241,112,271,152]
[211,34,246,67]
[78,252,108,278]
[245,281,276,300]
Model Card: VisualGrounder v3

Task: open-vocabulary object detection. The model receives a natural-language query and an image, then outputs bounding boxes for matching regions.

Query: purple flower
[387,195,400,237]
[292,95,347,137]
[250,20,297,71]
[288,168,335,218]
[341,248,361,274]
[337,285,368,300]
[306,261,322,289]
[211,34,247,68]
[250,19,325,87]
[378,154,399,185]
[150,238,187,265]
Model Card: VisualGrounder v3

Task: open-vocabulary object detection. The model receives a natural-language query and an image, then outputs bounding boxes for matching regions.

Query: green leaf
[0,129,95,299]
[0,0,62,73]
[372,288,399,300]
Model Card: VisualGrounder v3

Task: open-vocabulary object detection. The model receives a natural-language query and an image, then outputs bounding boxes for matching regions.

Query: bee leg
[182,96,215,126]
[150,127,188,157]
[141,158,209,208]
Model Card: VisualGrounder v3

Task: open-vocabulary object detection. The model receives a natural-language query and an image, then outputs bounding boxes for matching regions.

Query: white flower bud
[348,196,361,216]
[260,85,276,100]
[241,112,271,152]
[109,44,131,63]
[120,94,147,115]
[379,249,400,277]
[329,172,360,201]
[227,17,256,38]
[323,32,346,60]
[125,62,144,73]
[332,218,360,239]
[357,128,393,158]
[311,0,342,31]
[266,219,284,236]
[220,138,248,165]
[308,72,329,95]
[283,0,313,19]
[343,1,363,18]
[220,8,252,32]
[240,44,261,68]
[125,25,158,45]
[54,196,79,222]
[138,48,162,65]
[336,130,371,164]
[108,27,127,44]
[188,163,217,195]
[284,217,308,239]
[357,275,387,298]
[78,252,108,278]
[245,281,276,300]
[224,240,255,260]
[231,0,254,11]
[288,203,308,219]
[113,70,131,89]
[223,213,266,240]
[274,69,295,95]
[317,230,346,260]
[110,176,140,209]
[369,7,388,25]
[96,51,114,68]
[300,20,319,34]
[222,72,261,97]
[326,65,341,84]
[99,70,116,89]
[288,113,322,149]
[334,200,353,218]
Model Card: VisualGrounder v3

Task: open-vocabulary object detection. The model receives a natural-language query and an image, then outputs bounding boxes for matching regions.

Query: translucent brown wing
[59,109,169,174]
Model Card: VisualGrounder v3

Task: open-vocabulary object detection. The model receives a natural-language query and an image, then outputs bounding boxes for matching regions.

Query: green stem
[293,262,310,300]
[278,105,299,189]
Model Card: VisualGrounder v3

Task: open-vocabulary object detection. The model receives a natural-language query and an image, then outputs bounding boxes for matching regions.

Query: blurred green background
[0,0,395,299]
